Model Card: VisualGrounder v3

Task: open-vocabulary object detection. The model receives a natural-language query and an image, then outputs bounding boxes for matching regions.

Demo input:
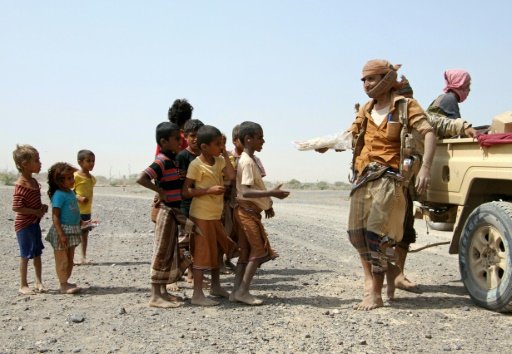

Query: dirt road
[1,186,511,353]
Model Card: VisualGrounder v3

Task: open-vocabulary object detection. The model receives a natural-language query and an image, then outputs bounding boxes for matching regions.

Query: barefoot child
[137,122,189,308]
[182,125,236,306]
[12,145,49,295]
[225,124,267,267]
[230,121,290,305]
[176,119,204,286]
[45,163,82,294]
[73,150,96,265]
[219,132,236,274]
[222,125,246,268]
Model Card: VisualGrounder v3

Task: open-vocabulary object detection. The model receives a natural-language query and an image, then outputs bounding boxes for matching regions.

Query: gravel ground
[1,185,512,353]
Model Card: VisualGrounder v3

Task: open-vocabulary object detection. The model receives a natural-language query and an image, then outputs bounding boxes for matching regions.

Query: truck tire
[459,201,512,312]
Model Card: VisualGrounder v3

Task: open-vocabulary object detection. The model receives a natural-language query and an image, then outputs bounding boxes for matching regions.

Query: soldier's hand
[415,166,431,195]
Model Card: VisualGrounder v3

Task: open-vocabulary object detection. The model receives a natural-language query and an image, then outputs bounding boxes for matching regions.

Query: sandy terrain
[1,185,511,353]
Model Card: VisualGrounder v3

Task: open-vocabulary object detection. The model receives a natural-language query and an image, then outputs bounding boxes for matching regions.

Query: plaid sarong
[347,174,405,273]
[45,224,81,250]
[348,174,406,242]
[151,205,194,284]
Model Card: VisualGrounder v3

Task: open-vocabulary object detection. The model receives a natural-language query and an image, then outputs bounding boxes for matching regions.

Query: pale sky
[1,1,511,183]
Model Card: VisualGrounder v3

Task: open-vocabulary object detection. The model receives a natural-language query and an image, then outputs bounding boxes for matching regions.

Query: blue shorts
[16,223,44,259]
[80,214,92,232]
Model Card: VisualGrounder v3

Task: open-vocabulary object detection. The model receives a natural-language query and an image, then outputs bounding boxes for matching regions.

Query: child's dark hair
[232,124,240,141]
[12,144,38,172]
[47,162,77,199]
[197,125,222,147]
[168,99,194,127]
[77,149,95,161]
[238,121,262,146]
[156,122,180,146]
[184,119,204,135]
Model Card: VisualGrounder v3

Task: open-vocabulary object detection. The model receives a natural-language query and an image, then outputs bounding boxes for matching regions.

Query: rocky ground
[1,185,511,353]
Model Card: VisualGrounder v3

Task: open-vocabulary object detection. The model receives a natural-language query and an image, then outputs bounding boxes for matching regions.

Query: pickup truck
[419,128,512,312]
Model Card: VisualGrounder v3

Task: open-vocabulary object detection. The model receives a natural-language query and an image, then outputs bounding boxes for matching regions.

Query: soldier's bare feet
[395,273,421,293]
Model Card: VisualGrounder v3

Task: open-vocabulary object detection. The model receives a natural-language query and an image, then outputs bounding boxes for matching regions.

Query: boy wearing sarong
[230,121,290,305]
[137,122,191,308]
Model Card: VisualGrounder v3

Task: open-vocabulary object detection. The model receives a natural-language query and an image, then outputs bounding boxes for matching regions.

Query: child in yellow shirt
[182,125,236,306]
[73,149,96,265]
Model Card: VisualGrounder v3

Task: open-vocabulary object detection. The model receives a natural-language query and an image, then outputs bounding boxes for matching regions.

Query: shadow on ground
[79,261,150,266]
[84,285,148,295]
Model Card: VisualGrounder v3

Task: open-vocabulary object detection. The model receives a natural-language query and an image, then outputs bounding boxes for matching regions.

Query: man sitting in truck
[427,69,471,120]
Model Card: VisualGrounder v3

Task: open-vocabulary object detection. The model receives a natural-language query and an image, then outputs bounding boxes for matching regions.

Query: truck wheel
[459,201,512,312]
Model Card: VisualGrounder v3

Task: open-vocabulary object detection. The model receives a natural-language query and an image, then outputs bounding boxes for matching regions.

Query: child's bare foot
[224,259,236,271]
[161,292,183,302]
[353,293,384,311]
[210,286,230,298]
[269,249,280,260]
[74,258,91,266]
[167,282,179,292]
[60,283,81,294]
[191,295,219,306]
[229,292,237,302]
[231,290,263,306]
[34,283,48,293]
[219,265,232,275]
[149,297,182,308]
[18,286,35,295]
[185,275,210,289]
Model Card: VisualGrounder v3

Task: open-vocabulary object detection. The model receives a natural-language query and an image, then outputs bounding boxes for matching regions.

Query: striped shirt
[144,152,183,208]
[12,183,43,232]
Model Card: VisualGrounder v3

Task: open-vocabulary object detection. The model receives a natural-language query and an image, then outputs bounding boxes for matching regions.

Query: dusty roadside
[1,186,511,353]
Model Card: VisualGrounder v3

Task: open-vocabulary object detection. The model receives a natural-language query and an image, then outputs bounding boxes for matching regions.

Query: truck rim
[469,225,507,290]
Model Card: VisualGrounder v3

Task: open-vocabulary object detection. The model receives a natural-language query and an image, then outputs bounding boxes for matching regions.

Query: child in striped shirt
[12,145,49,295]
[137,122,187,308]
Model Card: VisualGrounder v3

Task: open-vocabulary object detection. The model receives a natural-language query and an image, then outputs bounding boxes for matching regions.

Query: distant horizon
[0,169,352,186]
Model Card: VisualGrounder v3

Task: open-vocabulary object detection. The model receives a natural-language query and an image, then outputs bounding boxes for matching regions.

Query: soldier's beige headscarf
[361,59,402,98]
